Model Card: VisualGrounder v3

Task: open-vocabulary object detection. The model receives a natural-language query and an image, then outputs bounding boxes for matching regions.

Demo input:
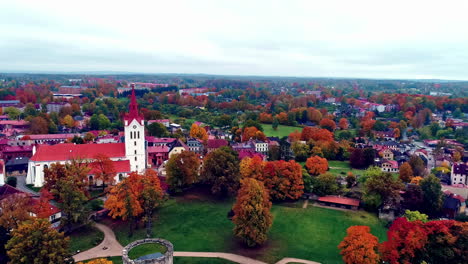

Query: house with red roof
[317,195,360,210]
[206,139,229,153]
[26,84,147,187]
[381,160,399,173]
[0,184,62,228]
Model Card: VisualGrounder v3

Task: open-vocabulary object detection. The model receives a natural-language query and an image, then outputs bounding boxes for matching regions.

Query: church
[26,85,147,187]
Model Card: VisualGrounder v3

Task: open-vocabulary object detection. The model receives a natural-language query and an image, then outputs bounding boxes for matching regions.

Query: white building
[26,84,146,187]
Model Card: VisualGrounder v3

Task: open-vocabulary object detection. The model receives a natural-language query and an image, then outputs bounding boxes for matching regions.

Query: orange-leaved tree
[239,155,265,179]
[232,178,273,247]
[33,188,55,219]
[399,162,413,183]
[92,153,117,191]
[306,156,329,176]
[339,118,349,130]
[105,170,165,236]
[0,193,32,230]
[338,225,380,264]
[263,160,304,200]
[189,123,208,141]
[78,258,113,264]
[319,118,336,131]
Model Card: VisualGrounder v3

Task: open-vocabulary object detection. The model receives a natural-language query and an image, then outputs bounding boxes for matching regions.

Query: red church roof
[318,196,360,207]
[30,143,126,162]
[88,160,131,175]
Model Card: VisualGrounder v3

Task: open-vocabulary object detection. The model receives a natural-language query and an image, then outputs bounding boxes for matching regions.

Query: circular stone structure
[122,238,174,264]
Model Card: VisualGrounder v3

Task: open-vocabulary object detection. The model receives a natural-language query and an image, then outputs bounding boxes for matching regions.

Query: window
[134,141,137,146]
[134,150,137,155]
[135,157,137,161]
[130,132,133,139]
[138,131,140,139]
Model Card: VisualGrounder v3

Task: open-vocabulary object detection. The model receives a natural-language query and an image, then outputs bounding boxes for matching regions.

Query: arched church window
[138,131,140,139]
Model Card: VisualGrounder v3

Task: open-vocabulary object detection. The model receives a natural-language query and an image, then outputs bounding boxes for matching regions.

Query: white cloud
[0,0,468,79]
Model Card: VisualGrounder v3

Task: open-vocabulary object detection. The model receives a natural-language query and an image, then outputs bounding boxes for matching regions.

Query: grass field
[327,160,365,177]
[109,193,387,264]
[127,243,167,260]
[69,225,104,254]
[262,124,301,138]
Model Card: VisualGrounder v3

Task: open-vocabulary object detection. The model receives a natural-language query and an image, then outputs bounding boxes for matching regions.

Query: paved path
[74,223,320,264]
[15,175,39,196]
[302,199,309,209]
[73,223,123,262]
[175,252,267,264]
[276,258,320,264]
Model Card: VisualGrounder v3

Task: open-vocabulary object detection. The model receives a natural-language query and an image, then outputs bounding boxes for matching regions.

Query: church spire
[129,83,139,116]
[124,83,143,124]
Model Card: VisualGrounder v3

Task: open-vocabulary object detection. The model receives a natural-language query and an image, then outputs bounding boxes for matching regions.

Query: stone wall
[122,238,174,264]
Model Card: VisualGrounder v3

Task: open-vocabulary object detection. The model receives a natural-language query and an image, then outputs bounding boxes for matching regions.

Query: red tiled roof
[3,145,33,152]
[148,146,169,153]
[0,184,23,200]
[27,133,79,140]
[0,120,29,126]
[207,139,228,149]
[88,160,131,175]
[30,143,126,162]
[318,196,360,207]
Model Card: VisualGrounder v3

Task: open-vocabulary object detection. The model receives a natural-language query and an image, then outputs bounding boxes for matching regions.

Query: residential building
[451,163,468,185]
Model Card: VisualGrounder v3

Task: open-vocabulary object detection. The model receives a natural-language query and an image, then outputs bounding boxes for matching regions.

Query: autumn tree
[305,156,328,176]
[105,171,165,236]
[166,151,200,193]
[78,259,113,264]
[33,188,54,219]
[28,116,49,134]
[242,126,266,142]
[232,178,273,247]
[189,123,208,141]
[201,147,240,196]
[423,220,468,264]
[239,156,265,179]
[420,174,443,217]
[319,118,336,131]
[338,118,349,130]
[313,172,339,196]
[380,217,428,264]
[92,154,117,191]
[263,160,304,200]
[394,128,401,139]
[6,218,72,264]
[0,193,31,230]
[338,226,380,264]
[62,114,75,128]
[409,155,426,177]
[364,172,404,210]
[399,162,413,183]
[410,176,423,185]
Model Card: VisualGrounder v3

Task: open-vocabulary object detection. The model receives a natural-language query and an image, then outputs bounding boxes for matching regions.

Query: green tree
[98,114,111,130]
[272,117,279,131]
[56,178,89,232]
[420,174,443,217]
[313,173,339,196]
[409,155,426,177]
[4,106,20,119]
[166,151,200,193]
[232,178,273,247]
[147,122,169,137]
[201,146,240,196]
[404,210,429,222]
[364,172,404,210]
[6,218,72,264]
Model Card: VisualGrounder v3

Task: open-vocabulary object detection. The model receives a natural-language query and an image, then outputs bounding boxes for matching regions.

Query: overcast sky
[1,0,468,79]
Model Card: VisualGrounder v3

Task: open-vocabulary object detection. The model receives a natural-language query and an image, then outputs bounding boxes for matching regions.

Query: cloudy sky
[1,0,468,79]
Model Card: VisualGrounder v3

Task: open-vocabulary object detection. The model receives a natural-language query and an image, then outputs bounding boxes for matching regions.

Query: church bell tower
[124,83,146,172]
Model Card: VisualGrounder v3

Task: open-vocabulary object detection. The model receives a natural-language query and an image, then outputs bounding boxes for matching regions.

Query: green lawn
[262,124,301,138]
[110,196,387,264]
[69,225,104,254]
[327,160,364,177]
[128,243,167,260]
[25,184,41,193]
